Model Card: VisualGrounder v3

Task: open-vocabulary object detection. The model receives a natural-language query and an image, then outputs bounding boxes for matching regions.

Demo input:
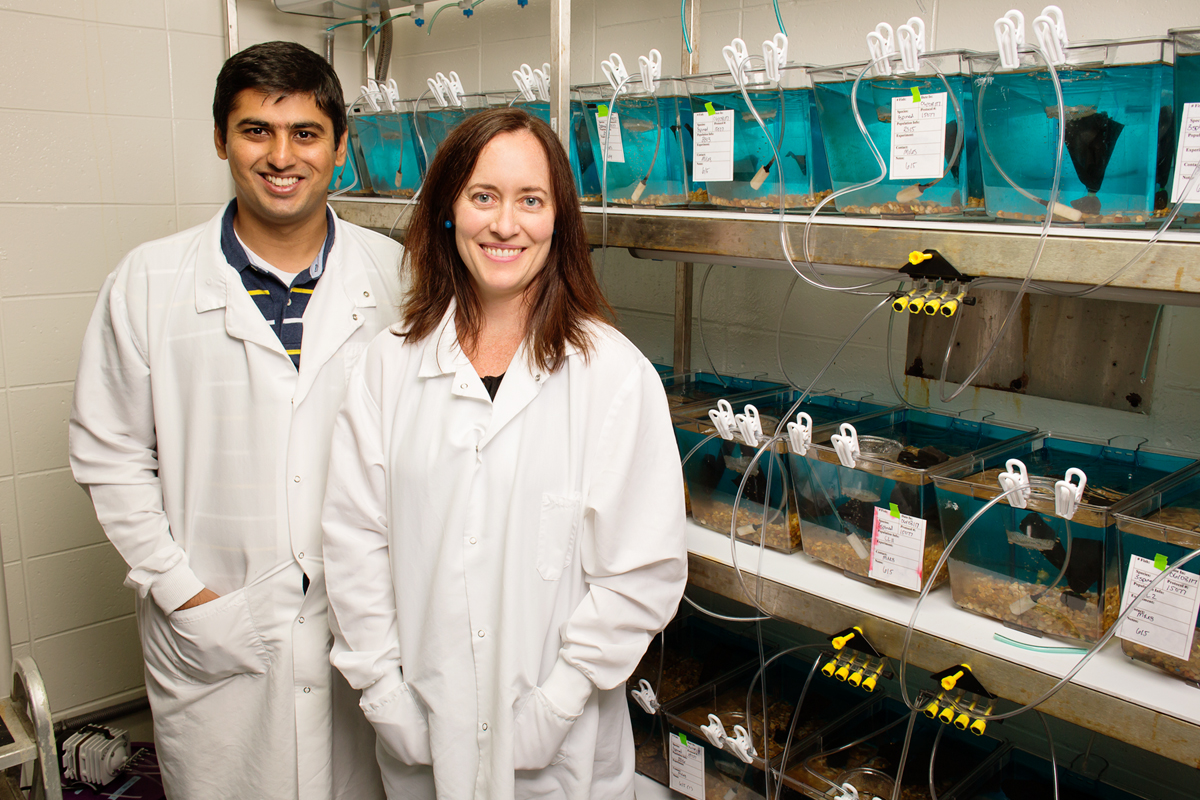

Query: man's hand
[176,587,221,611]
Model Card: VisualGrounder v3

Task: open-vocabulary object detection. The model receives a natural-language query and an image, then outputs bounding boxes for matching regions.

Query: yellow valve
[970,718,988,736]
[923,295,944,315]
[940,669,966,691]
[953,713,971,731]
[831,628,860,650]
[908,251,933,265]
[834,663,851,681]
[938,706,956,725]
[861,672,880,693]
[892,294,911,313]
[908,295,928,314]
[940,297,960,317]
[821,659,838,678]
[847,670,864,687]
[923,701,940,719]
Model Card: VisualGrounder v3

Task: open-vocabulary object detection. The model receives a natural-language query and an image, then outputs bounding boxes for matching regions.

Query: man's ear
[334,129,348,167]
[215,127,228,161]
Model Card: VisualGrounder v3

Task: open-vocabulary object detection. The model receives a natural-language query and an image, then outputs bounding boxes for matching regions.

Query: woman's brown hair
[398,107,613,372]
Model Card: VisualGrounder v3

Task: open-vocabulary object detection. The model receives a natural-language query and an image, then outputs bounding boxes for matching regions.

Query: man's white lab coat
[322,307,688,799]
[69,202,403,800]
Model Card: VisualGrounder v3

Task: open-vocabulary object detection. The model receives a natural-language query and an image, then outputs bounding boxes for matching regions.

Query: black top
[481,373,505,400]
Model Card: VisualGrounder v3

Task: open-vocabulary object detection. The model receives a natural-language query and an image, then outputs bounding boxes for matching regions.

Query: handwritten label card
[1171,102,1200,204]
[1117,554,1200,661]
[596,111,626,163]
[868,506,926,591]
[889,92,948,181]
[668,732,705,800]
[693,109,735,182]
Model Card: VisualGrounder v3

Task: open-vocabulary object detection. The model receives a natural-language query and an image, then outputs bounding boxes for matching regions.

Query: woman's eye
[523,196,542,207]
[475,193,493,203]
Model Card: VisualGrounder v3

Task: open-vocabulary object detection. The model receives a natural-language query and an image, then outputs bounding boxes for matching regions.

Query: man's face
[215,89,346,232]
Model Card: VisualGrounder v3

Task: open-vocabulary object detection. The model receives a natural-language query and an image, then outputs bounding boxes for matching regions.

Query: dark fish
[835,497,875,537]
[669,122,695,137]
[573,114,596,174]
[1064,111,1125,204]
[945,120,960,181]
[785,151,807,175]
[1042,531,1105,595]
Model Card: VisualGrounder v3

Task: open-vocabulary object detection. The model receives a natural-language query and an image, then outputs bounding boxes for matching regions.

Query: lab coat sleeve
[323,340,404,704]
[560,358,688,692]
[69,264,207,614]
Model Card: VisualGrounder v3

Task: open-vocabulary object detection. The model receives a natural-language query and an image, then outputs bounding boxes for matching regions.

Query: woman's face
[452,129,556,307]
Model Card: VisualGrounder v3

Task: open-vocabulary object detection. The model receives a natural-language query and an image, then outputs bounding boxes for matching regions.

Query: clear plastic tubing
[896,484,1200,722]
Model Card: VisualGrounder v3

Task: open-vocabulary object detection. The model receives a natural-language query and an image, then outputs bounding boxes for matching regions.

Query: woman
[322,108,688,799]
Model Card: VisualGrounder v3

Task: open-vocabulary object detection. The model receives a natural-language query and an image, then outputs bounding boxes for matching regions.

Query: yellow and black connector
[923,664,996,736]
[818,626,890,693]
[891,250,973,318]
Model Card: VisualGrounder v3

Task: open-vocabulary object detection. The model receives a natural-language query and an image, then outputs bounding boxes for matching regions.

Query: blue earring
[444,220,453,229]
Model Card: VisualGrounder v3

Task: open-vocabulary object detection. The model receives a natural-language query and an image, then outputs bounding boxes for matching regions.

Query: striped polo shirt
[219,201,336,368]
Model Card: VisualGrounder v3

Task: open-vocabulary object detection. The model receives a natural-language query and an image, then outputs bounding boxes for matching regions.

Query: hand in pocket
[167,590,269,683]
[361,682,433,766]
[512,687,579,771]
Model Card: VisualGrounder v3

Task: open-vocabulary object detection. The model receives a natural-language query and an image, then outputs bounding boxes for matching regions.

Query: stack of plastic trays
[933,435,1196,643]
[793,409,1037,591]
[1113,461,1200,682]
[347,99,424,199]
[663,652,869,800]
[413,93,487,167]
[685,64,832,211]
[968,37,1174,226]
[810,50,982,217]
[627,614,763,786]
[778,696,1006,800]
[676,389,896,553]
[574,77,692,207]
[961,745,1151,800]
[1169,27,1200,224]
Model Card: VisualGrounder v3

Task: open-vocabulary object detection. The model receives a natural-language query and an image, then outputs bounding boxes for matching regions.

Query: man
[69,41,399,799]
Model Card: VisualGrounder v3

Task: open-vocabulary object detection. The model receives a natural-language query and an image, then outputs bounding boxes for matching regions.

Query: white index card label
[668,732,705,800]
[1171,102,1200,203]
[1118,554,1200,661]
[889,92,948,181]
[596,111,625,164]
[868,506,927,592]
[693,109,735,182]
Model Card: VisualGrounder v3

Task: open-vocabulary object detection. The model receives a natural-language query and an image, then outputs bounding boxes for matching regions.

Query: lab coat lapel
[482,348,542,449]
[294,220,374,404]
[193,208,287,357]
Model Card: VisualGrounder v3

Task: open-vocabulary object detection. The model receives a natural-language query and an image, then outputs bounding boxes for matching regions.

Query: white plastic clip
[839,784,862,800]
[701,714,728,749]
[831,423,861,469]
[426,75,449,108]
[630,679,660,714]
[638,49,662,94]
[762,33,788,83]
[866,22,895,76]
[735,404,763,448]
[601,53,630,94]
[360,82,382,113]
[997,458,1032,509]
[994,9,1025,70]
[708,399,737,441]
[445,71,466,106]
[1033,5,1068,66]
[513,64,537,102]
[533,62,552,102]
[723,37,751,87]
[725,724,757,764]
[896,17,925,74]
[787,412,813,456]
[1054,468,1087,520]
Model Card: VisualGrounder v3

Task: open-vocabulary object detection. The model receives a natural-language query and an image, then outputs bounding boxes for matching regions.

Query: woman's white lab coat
[322,307,688,799]
[69,203,403,800]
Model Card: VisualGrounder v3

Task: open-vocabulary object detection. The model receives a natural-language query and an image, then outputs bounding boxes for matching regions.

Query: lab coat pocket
[360,682,432,766]
[536,493,580,581]
[167,590,269,683]
[513,687,579,771]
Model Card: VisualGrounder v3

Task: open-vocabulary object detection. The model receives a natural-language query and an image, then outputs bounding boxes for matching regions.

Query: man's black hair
[213,41,347,145]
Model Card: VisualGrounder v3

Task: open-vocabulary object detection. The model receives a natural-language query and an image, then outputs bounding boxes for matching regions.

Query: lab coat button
[352,313,359,321]
[460,383,468,389]
[298,616,305,624]
[481,723,488,731]
[298,552,305,559]
[363,291,370,298]
[469,537,477,545]
[477,630,485,637]
[303,687,311,694]
[294,475,301,483]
